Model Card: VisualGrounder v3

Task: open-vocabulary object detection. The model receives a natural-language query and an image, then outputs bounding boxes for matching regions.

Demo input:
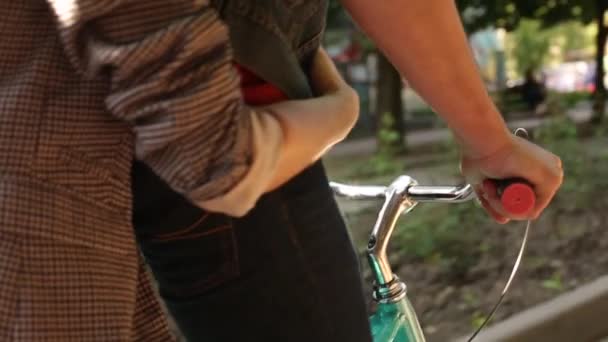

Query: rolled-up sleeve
[46,0,283,216]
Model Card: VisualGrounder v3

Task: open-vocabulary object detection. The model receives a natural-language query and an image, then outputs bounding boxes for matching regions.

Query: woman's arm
[340,0,563,222]
[341,0,510,156]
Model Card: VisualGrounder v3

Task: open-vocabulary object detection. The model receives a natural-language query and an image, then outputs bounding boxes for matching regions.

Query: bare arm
[341,0,511,158]
[265,49,359,190]
[341,0,563,222]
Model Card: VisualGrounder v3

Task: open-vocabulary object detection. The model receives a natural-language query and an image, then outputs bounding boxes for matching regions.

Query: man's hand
[461,135,563,223]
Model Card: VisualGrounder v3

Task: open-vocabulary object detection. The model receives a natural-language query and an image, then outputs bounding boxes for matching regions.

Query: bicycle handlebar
[329,182,475,203]
[330,179,535,213]
[330,175,535,302]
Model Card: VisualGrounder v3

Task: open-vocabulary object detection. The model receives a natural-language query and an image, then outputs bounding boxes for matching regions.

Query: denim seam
[159,221,240,298]
[277,191,337,338]
[148,213,210,241]
[150,223,230,243]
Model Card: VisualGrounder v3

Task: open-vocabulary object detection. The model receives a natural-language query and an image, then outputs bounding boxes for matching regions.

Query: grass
[541,272,565,292]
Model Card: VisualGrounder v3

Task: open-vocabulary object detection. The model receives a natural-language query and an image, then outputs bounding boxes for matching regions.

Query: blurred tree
[555,21,595,54]
[376,52,405,150]
[510,19,551,76]
[326,0,406,150]
[457,0,606,122]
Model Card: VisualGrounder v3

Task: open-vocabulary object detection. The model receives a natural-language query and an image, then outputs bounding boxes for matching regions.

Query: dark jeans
[133,160,373,342]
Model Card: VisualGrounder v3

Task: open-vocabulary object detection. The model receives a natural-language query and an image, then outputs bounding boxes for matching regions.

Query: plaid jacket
[0,0,256,340]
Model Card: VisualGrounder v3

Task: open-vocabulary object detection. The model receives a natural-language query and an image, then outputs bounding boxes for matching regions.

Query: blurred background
[323,1,608,341]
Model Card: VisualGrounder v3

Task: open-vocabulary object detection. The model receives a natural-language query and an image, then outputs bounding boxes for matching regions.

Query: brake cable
[467,219,531,341]
[468,128,532,342]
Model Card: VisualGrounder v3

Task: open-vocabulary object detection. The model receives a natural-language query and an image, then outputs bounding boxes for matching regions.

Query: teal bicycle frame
[331,176,475,342]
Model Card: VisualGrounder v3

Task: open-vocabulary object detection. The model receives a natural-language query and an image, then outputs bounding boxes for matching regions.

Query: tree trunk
[375,51,405,151]
[592,0,608,124]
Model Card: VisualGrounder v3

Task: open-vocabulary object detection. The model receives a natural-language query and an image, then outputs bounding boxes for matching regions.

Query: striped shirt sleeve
[45,0,284,216]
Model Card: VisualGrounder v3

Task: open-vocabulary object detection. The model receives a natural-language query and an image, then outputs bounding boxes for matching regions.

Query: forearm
[200,47,358,212]
[341,0,511,157]
[264,87,359,190]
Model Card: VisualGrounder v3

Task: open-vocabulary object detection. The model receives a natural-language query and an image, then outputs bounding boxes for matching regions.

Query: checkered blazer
[0,0,253,340]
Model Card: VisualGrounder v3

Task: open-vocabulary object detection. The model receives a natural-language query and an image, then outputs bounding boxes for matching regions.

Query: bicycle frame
[331,176,475,342]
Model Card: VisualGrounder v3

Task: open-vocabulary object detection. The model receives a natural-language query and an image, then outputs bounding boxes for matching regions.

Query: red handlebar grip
[500,182,535,215]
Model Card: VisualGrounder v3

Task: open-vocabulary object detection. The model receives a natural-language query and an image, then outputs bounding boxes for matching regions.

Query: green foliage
[505,19,594,79]
[462,290,481,307]
[351,113,403,178]
[377,112,402,155]
[498,90,531,113]
[541,271,564,292]
[498,89,587,117]
[394,200,487,278]
[533,116,578,143]
[534,117,608,209]
[388,117,608,280]
[509,19,552,75]
[555,91,590,109]
[457,0,596,33]
[433,134,461,162]
[354,155,400,178]
[552,21,595,53]
[471,311,491,330]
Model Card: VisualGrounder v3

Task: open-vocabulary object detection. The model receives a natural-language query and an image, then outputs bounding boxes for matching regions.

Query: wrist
[454,110,513,160]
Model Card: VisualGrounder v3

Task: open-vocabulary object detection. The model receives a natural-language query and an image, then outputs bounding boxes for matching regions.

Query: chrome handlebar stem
[330,176,475,303]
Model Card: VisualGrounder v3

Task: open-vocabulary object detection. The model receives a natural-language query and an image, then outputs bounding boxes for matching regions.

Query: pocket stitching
[149,219,240,298]
[148,213,210,241]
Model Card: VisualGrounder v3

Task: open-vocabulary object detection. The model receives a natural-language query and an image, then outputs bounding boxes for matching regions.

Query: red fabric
[235,64,288,105]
